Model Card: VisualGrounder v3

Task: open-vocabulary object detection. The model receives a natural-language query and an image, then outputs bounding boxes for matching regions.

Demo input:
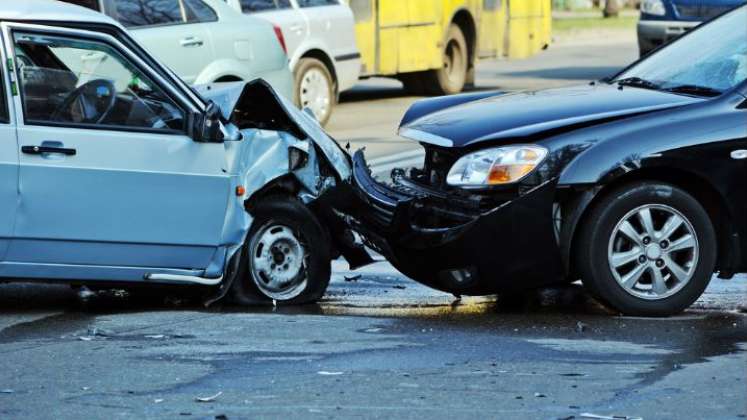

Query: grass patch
[553,15,638,32]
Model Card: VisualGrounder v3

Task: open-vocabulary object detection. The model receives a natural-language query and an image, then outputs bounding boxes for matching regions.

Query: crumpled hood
[400,84,705,148]
[194,80,351,180]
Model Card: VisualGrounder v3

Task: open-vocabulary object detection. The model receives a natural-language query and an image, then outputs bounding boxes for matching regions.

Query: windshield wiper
[615,77,662,91]
[663,84,723,97]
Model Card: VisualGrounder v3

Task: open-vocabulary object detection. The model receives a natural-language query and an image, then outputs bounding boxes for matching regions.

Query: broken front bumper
[348,151,564,295]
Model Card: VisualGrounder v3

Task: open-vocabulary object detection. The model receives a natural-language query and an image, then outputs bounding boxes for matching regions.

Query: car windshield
[614,6,747,96]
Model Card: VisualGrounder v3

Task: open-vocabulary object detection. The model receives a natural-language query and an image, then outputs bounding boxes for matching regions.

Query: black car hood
[400,84,705,148]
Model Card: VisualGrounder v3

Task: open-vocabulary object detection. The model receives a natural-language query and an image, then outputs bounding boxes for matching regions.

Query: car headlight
[641,0,666,16]
[446,145,548,187]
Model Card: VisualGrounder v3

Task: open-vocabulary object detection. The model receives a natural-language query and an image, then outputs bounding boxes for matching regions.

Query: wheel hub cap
[249,223,308,301]
[645,244,662,260]
[299,68,331,122]
[607,204,699,300]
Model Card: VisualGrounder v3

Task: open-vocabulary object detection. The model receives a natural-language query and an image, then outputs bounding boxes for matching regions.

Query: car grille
[674,4,734,20]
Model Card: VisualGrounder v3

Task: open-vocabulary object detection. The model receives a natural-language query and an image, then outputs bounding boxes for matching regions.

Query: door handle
[21,145,77,156]
[180,37,204,47]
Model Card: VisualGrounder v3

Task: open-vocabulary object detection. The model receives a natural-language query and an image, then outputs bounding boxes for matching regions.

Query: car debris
[578,414,643,420]
[195,392,223,403]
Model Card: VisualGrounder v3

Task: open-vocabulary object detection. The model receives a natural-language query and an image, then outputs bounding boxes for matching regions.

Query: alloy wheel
[607,204,699,300]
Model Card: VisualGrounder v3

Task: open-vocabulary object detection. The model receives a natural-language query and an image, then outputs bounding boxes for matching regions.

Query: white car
[223,0,361,125]
[60,0,294,99]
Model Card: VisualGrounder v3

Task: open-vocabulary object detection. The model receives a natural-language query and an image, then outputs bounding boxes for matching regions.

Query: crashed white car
[0,1,370,304]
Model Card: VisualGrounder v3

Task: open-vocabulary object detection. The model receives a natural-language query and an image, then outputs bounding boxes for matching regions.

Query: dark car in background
[638,0,746,55]
[347,6,747,317]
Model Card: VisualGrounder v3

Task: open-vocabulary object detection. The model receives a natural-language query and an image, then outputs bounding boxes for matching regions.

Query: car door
[296,0,354,60]
[2,23,231,272]
[107,0,215,84]
[236,0,308,60]
[0,47,18,262]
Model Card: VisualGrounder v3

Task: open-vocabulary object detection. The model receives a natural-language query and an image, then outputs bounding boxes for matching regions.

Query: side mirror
[192,101,224,143]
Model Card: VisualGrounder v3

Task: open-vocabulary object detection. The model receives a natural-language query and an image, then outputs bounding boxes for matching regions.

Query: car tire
[294,57,336,126]
[575,182,716,317]
[230,196,331,306]
[425,24,468,95]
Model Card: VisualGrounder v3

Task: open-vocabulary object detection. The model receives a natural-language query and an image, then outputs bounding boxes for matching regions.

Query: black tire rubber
[575,182,717,317]
[425,24,468,95]
[230,196,331,306]
[293,57,336,126]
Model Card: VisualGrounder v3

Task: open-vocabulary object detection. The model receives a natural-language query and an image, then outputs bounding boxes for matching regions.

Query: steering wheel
[51,79,117,124]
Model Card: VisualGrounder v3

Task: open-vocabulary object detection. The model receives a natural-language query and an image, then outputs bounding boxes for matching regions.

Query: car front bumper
[637,20,700,54]
[346,151,565,295]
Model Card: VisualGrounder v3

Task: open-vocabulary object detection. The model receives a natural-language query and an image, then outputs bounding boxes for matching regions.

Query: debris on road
[576,321,589,333]
[344,274,362,282]
[195,391,223,403]
[534,392,547,398]
[144,334,166,339]
[76,286,96,301]
[317,371,344,376]
[392,285,406,290]
[154,398,164,404]
[1,389,14,394]
[578,413,643,420]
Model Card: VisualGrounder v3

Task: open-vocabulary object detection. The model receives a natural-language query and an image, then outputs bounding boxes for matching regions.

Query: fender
[194,58,253,85]
[553,94,747,276]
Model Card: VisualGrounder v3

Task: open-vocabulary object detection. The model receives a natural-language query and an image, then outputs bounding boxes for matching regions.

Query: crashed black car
[345,6,747,316]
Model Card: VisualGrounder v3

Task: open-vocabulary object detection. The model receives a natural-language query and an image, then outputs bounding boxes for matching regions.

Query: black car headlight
[446,145,548,187]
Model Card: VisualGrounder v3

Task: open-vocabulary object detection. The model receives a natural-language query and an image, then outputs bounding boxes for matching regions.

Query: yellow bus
[347,0,552,95]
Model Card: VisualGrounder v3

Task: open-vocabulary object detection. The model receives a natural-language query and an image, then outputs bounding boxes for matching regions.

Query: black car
[345,6,747,317]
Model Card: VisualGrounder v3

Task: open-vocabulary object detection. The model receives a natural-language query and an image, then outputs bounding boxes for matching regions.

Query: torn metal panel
[195,79,356,281]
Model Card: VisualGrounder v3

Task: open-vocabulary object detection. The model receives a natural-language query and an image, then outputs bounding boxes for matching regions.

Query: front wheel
[231,197,331,305]
[575,182,717,316]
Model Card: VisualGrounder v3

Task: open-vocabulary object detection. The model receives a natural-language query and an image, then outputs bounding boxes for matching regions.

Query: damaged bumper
[347,150,564,295]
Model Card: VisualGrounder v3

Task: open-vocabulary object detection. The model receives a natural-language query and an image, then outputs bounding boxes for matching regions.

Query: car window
[238,0,291,12]
[13,32,185,132]
[184,0,218,23]
[616,6,747,95]
[113,0,184,28]
[57,0,102,11]
[297,0,338,7]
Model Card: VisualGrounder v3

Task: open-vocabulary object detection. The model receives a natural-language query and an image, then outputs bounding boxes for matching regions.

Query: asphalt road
[2,37,746,419]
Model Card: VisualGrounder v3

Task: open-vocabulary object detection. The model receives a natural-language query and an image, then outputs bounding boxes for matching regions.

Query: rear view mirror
[192,101,224,143]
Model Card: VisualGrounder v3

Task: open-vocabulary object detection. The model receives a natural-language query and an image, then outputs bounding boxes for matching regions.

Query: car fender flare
[557,157,741,278]
[194,59,253,85]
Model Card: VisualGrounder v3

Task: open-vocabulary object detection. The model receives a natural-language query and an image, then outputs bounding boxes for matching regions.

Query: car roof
[0,0,120,27]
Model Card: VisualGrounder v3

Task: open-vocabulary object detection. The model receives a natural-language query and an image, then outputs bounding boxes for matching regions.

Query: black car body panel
[400,84,703,149]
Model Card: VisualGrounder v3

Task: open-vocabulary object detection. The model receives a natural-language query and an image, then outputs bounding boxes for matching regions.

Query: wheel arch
[297,49,338,93]
[561,167,740,280]
[244,175,301,215]
[214,75,243,83]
